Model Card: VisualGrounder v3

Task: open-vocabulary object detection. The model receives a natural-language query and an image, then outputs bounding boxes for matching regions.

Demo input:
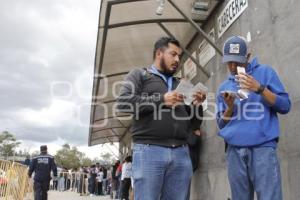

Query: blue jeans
[132,144,193,200]
[226,145,282,200]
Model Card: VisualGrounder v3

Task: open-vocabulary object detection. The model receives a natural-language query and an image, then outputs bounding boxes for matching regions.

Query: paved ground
[48,191,111,200]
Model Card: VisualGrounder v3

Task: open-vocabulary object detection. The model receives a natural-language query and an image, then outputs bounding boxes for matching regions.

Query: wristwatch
[255,84,265,94]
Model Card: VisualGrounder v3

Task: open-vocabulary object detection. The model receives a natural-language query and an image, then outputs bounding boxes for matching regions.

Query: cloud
[0,0,100,147]
[17,99,76,127]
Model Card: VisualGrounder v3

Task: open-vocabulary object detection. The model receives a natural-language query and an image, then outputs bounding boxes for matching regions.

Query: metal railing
[0,159,33,200]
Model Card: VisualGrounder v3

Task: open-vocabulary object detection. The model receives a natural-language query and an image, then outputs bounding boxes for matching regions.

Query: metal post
[158,22,210,78]
[167,0,223,56]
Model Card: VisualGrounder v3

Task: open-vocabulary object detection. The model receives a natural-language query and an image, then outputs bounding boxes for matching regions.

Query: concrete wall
[188,0,300,199]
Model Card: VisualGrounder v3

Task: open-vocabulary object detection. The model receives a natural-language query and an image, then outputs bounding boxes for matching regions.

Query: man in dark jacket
[117,37,206,200]
[28,145,57,200]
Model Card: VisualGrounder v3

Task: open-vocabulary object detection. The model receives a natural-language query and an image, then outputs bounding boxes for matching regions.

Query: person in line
[216,36,291,200]
[121,156,132,200]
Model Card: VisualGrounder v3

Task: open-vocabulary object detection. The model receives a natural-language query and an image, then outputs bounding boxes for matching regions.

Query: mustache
[172,62,179,67]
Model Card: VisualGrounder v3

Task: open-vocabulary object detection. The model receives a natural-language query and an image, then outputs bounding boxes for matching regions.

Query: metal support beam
[92,127,127,133]
[158,22,210,78]
[119,125,132,142]
[167,0,223,56]
[101,18,205,29]
[103,71,129,79]
[93,115,132,123]
[93,135,120,140]
[117,119,127,128]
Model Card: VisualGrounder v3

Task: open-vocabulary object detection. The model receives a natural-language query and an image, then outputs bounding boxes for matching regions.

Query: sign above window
[217,0,248,38]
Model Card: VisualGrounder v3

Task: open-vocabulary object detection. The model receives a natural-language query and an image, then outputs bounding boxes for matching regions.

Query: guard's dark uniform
[28,153,57,200]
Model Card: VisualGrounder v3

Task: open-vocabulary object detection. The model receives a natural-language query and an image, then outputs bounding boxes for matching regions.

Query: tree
[16,148,30,157]
[54,143,92,169]
[81,157,92,167]
[100,152,113,165]
[31,150,40,158]
[0,131,21,158]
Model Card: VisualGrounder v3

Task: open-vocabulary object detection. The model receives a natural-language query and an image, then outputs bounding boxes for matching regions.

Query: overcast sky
[0,0,117,159]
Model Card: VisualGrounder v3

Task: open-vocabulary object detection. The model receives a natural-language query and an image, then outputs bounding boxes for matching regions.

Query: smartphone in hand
[237,66,246,75]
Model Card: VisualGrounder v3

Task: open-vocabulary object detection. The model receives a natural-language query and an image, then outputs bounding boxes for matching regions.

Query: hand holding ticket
[175,79,208,105]
[236,66,249,99]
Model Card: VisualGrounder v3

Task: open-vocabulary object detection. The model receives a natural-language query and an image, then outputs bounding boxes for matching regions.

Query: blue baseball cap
[222,36,247,63]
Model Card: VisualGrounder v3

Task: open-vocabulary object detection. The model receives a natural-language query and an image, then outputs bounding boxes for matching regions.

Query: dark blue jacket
[28,153,57,182]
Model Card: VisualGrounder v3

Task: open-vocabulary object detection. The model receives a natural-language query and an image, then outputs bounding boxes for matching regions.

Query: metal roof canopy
[89,0,223,146]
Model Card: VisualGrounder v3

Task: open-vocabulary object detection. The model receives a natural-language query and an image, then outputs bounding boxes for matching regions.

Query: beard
[160,56,176,76]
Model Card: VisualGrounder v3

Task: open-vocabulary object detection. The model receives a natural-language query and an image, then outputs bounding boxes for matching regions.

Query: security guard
[28,145,57,200]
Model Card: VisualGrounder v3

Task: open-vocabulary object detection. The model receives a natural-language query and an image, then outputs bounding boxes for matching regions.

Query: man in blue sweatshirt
[216,36,291,200]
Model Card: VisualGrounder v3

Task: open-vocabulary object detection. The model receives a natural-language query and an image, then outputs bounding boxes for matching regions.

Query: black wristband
[255,84,265,94]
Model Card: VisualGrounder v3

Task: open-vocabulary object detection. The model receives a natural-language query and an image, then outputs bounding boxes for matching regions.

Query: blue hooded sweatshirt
[216,58,291,147]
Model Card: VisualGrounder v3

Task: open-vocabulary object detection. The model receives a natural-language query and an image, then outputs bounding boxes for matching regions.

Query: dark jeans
[97,182,103,195]
[34,180,49,200]
[52,180,58,190]
[121,178,131,200]
[88,177,96,194]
